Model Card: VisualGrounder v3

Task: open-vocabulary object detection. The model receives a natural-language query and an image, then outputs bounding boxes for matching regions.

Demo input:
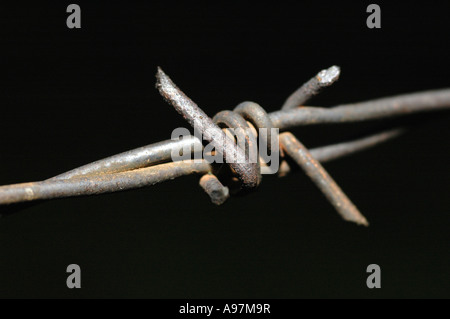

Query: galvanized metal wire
[1,66,449,226]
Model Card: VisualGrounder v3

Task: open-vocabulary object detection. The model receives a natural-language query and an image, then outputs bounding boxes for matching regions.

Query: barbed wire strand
[0,67,449,226]
[0,127,404,206]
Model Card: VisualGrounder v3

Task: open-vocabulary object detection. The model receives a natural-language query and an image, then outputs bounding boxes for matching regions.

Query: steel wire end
[281,65,341,110]
[279,132,369,227]
[199,174,230,205]
[317,65,340,85]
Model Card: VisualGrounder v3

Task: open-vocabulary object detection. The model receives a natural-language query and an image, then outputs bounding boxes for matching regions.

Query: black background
[1,1,449,298]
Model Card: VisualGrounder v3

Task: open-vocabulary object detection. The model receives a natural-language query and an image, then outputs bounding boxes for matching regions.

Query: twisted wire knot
[156,67,368,226]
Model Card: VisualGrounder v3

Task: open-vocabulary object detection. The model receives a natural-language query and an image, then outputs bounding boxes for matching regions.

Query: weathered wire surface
[1,66,449,226]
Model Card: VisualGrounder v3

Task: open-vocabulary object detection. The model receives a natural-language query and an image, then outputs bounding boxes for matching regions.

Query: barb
[0,66,449,226]
[280,132,368,226]
[281,65,341,110]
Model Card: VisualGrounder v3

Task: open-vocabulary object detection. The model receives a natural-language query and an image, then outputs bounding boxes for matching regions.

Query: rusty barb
[1,66,450,226]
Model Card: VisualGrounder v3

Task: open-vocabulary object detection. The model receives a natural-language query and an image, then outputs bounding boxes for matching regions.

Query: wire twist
[157,68,367,225]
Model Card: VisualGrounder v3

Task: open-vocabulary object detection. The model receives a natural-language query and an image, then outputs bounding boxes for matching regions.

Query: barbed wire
[1,66,449,226]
